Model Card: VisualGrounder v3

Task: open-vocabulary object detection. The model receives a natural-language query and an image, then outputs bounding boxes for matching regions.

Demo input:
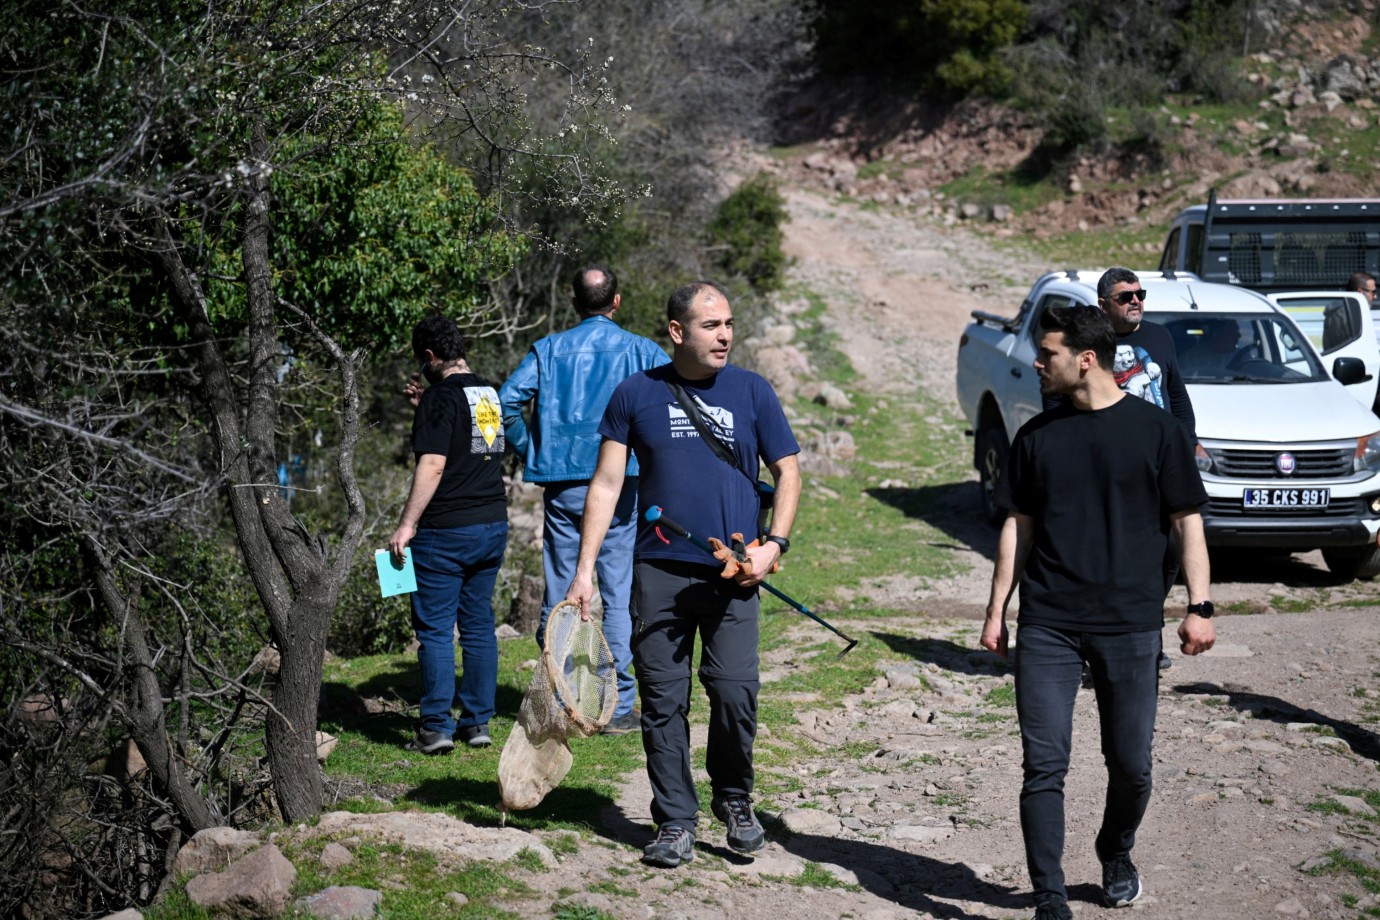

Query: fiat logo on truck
[1276,452,1296,475]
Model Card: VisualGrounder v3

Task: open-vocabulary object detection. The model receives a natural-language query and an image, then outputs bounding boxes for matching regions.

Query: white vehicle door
[1268,291,1378,410]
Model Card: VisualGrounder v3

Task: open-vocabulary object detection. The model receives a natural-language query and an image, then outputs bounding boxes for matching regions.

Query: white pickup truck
[955,270,1380,580]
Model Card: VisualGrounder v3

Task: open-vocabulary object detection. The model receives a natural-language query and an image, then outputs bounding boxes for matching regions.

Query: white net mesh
[498,602,618,815]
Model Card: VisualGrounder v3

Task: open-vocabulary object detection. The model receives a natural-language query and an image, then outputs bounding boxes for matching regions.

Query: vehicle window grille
[1209,447,1353,478]
[1228,232,1263,284]
[1227,231,1368,287]
[1275,231,1367,286]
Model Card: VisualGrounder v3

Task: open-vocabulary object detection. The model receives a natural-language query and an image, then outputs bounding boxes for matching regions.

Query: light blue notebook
[375,549,418,598]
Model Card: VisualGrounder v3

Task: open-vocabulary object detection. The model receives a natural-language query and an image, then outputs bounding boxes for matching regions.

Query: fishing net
[498,601,618,818]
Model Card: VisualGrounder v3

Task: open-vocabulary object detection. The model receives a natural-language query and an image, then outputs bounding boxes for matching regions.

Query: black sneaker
[642,825,695,867]
[404,729,455,755]
[1102,852,1143,907]
[457,724,491,748]
[710,794,766,854]
[600,710,641,735]
[1158,651,1172,670]
[1032,900,1073,920]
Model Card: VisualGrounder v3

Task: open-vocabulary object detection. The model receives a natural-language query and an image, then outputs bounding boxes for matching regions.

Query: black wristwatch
[764,535,790,555]
[1187,600,1215,619]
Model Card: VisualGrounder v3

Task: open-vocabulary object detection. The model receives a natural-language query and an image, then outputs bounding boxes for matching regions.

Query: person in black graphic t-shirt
[981,305,1215,920]
[388,315,508,756]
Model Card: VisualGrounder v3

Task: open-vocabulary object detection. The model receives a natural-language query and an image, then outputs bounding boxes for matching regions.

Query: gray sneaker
[457,724,491,748]
[404,729,455,755]
[1102,852,1143,907]
[642,825,695,868]
[711,794,766,854]
[600,710,641,735]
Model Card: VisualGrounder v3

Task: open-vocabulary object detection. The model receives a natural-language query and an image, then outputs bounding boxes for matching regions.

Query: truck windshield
[1145,313,1328,384]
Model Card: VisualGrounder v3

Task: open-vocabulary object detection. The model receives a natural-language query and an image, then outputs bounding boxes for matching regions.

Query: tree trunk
[154,124,369,823]
[85,538,220,832]
[264,591,332,819]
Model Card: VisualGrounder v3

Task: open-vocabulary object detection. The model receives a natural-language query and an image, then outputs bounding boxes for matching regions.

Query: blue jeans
[409,520,508,736]
[537,479,638,718]
[1014,623,1161,906]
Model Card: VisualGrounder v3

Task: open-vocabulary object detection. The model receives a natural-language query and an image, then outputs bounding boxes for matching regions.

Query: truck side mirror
[1331,356,1371,386]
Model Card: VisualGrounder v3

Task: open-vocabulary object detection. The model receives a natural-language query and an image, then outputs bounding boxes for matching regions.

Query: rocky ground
[455,188,1380,920]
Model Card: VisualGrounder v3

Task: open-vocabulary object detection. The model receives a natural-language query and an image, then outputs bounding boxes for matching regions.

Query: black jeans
[1014,623,1161,905]
[631,559,760,831]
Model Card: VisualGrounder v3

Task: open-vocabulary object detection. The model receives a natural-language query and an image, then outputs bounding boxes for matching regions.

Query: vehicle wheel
[976,426,1009,527]
[1322,545,1380,581]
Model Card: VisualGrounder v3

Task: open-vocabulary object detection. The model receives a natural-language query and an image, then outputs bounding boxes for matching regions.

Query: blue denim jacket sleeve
[498,349,539,459]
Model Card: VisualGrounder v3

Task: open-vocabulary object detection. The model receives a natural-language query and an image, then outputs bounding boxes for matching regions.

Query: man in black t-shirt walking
[981,305,1216,920]
[1097,267,1195,673]
[389,315,509,755]
[1048,268,1196,673]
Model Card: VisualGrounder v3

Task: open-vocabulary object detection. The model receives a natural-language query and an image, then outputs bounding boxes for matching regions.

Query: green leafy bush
[814,0,1026,95]
[707,174,788,295]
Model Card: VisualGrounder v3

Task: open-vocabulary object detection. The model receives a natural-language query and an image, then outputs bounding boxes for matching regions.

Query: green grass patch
[1268,593,1320,614]
[1302,846,1380,916]
[780,387,972,606]
[760,861,861,890]
[937,165,1065,218]
[586,878,638,898]
[786,284,859,387]
[983,684,1016,707]
[273,839,530,919]
[554,905,619,920]
[837,739,878,758]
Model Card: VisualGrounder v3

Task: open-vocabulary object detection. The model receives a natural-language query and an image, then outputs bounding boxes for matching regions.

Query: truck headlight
[1356,432,1380,473]
[1195,443,1214,473]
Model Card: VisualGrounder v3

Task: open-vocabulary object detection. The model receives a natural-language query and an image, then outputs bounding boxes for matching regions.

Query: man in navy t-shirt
[980,305,1214,920]
[565,280,800,868]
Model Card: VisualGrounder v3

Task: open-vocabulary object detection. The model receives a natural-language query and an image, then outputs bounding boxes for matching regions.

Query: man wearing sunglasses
[1095,267,1196,440]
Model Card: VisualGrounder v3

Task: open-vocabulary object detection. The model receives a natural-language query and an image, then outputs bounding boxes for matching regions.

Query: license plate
[1242,488,1330,508]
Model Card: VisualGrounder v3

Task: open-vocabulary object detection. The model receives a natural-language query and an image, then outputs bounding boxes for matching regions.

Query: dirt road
[513,188,1380,920]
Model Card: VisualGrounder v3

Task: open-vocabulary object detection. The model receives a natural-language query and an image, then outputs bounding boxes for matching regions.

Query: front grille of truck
[1228,230,1367,287]
[1206,496,1365,518]
[1209,446,1353,478]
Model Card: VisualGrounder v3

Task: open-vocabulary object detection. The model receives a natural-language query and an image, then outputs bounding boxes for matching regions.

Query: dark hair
[666,280,729,325]
[1346,271,1375,292]
[573,265,618,313]
[1097,266,1139,302]
[1040,305,1116,370]
[411,314,468,362]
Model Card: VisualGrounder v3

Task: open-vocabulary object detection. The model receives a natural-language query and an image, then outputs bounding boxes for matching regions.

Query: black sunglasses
[1112,288,1148,305]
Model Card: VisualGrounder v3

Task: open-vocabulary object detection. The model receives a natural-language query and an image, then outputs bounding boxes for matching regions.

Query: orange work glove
[706,534,745,580]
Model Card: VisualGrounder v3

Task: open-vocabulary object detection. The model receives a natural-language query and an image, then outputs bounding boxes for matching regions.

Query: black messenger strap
[665,380,755,486]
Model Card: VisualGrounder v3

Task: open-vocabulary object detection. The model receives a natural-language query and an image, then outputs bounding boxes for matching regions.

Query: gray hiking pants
[631,559,760,831]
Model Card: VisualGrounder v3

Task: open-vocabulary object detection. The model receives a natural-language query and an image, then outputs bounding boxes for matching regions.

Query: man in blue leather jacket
[499,265,669,734]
